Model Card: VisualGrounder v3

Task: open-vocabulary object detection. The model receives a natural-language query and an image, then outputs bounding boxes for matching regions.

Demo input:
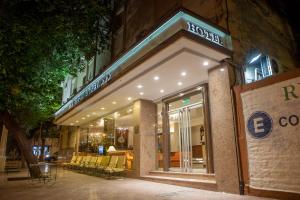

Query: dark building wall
[111,0,181,58]
[111,0,297,71]
[226,0,297,70]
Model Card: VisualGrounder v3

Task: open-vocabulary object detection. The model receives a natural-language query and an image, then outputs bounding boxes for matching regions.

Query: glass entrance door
[168,93,207,173]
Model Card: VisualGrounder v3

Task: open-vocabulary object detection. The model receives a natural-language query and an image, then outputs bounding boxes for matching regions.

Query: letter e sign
[247,111,273,139]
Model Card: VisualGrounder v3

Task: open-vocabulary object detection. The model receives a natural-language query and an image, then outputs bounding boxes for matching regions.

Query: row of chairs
[62,155,127,176]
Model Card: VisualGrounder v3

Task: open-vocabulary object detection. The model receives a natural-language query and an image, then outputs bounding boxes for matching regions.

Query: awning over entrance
[54,10,232,126]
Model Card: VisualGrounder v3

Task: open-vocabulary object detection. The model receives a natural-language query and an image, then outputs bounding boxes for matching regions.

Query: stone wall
[241,75,300,193]
[112,0,181,58]
[227,0,297,70]
[208,64,240,194]
[133,100,156,177]
[60,126,76,150]
[59,126,77,160]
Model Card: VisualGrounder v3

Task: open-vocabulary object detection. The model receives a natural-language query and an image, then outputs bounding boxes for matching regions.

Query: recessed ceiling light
[86,114,90,117]
[177,81,182,86]
[181,72,186,76]
[153,76,159,80]
[139,92,144,95]
[70,123,74,126]
[92,112,96,115]
[179,93,184,96]
[169,104,172,107]
[203,61,209,66]
[127,109,133,113]
[160,89,164,93]
[82,117,85,120]
[89,124,94,127]
[197,87,202,91]
[114,112,120,118]
[101,107,105,110]
[127,97,132,101]
[220,68,225,72]
[75,120,79,123]
[112,101,117,104]
[137,84,143,89]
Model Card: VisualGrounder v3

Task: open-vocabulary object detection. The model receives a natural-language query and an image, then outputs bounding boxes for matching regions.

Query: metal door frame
[159,84,213,173]
[168,102,202,172]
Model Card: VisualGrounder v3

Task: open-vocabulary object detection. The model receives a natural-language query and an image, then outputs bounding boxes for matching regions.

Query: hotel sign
[57,74,111,116]
[71,74,111,106]
[187,22,223,46]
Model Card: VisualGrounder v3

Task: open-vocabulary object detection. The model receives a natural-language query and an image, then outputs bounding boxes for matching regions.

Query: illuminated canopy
[54,10,232,118]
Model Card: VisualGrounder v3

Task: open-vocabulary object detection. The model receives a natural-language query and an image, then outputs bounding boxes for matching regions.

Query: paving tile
[0,169,276,200]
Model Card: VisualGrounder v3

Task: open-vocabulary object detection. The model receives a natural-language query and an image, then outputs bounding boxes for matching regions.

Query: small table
[28,162,58,184]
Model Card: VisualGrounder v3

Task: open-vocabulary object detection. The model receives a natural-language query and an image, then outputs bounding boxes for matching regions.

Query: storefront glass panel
[156,102,163,169]
[151,85,212,174]
[168,92,206,173]
[79,128,88,152]
[78,106,134,154]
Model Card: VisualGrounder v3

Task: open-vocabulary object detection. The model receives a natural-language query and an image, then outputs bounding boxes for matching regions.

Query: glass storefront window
[79,128,88,152]
[168,92,206,173]
[156,102,163,169]
[78,105,134,153]
[157,103,163,133]
[155,85,210,174]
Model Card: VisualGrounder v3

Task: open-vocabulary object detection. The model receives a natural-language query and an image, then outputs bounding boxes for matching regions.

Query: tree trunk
[40,138,45,162]
[1,111,41,178]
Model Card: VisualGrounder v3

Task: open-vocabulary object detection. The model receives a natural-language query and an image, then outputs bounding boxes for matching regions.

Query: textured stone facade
[208,64,240,194]
[241,76,300,193]
[133,100,157,176]
[60,126,77,150]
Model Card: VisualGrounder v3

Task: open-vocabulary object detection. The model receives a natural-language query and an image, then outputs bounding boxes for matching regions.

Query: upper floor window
[244,53,280,84]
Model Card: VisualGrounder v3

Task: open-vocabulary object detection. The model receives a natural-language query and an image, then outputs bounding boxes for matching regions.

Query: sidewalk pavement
[0,169,276,200]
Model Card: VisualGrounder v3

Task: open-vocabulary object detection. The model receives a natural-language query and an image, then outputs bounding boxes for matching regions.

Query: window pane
[244,54,273,83]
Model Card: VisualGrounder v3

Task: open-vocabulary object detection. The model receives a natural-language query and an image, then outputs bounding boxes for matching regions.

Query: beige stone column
[0,125,8,172]
[132,99,157,177]
[59,126,69,158]
[208,63,240,194]
[61,126,69,150]
[75,127,80,155]
[68,127,77,149]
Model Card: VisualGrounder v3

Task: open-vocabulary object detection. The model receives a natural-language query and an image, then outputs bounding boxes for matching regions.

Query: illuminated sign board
[187,22,223,46]
[71,74,111,106]
[57,74,111,116]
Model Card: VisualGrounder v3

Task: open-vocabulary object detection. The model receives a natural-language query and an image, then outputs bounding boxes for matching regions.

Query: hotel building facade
[54,0,299,199]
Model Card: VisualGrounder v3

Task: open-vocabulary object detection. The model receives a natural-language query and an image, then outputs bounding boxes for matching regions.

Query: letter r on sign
[253,117,265,133]
[283,85,298,101]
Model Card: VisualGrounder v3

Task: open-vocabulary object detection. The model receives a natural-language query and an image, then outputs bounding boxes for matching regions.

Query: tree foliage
[0,0,111,133]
